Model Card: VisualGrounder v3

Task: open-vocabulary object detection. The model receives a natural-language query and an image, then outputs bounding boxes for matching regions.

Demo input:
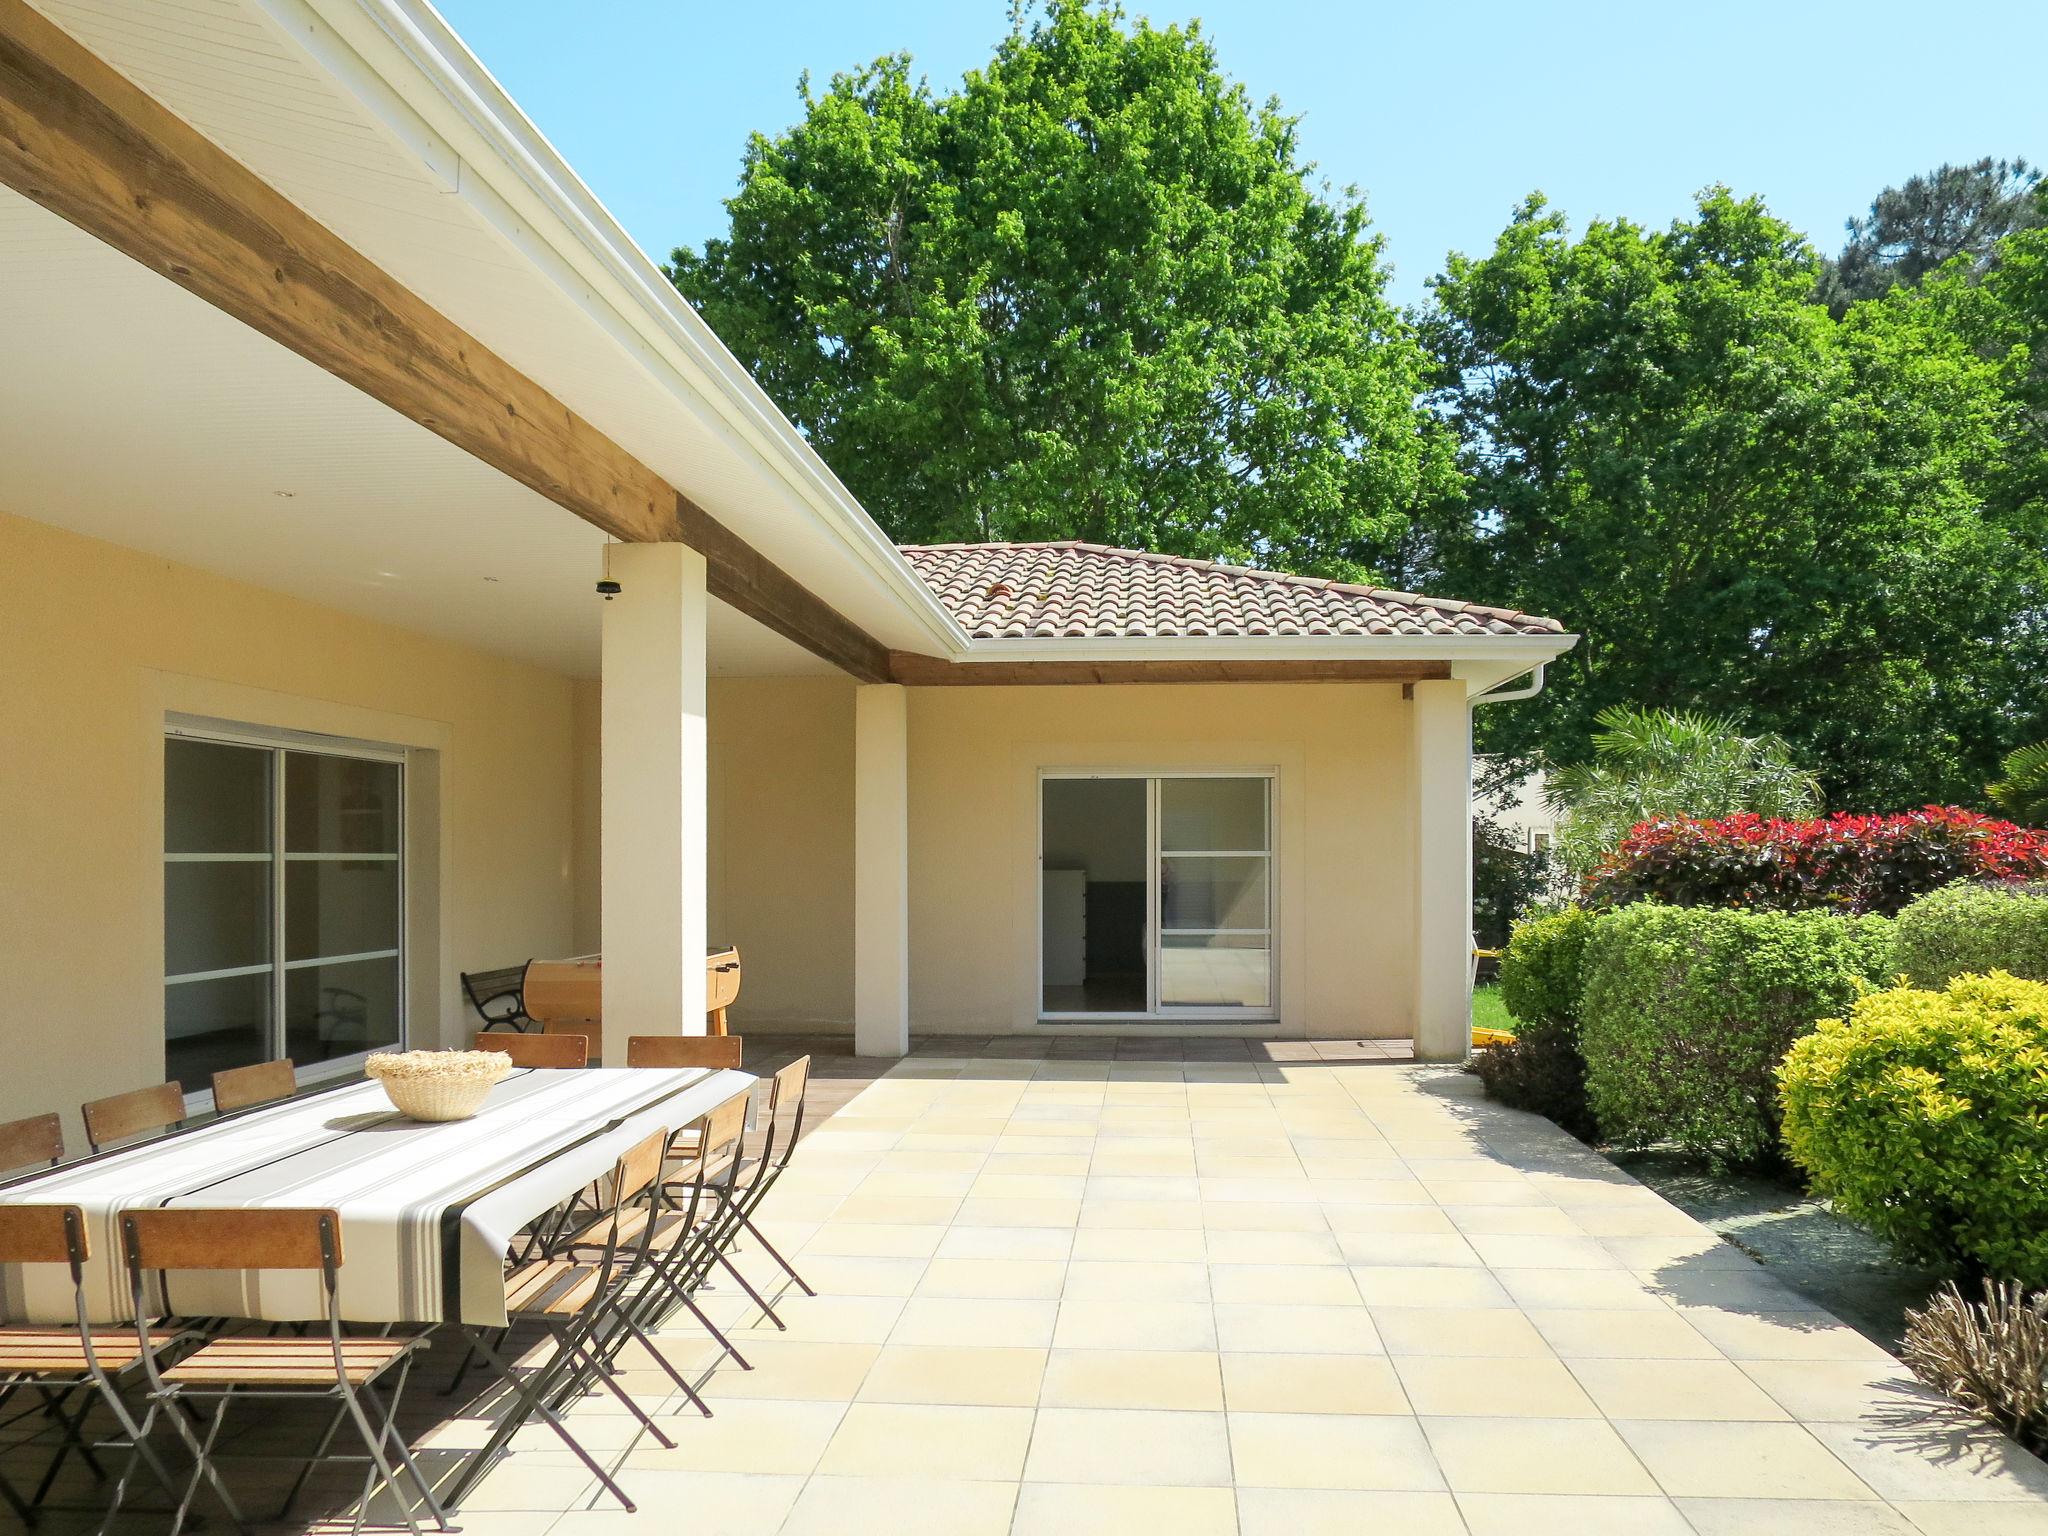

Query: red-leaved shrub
[1586,807,2048,916]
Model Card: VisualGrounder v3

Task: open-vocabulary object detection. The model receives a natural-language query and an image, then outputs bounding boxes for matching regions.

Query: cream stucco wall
[0,510,581,1137]
[906,684,1417,1038]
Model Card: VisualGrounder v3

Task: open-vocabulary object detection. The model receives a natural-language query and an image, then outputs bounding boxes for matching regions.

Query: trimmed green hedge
[1780,972,2048,1285]
[1895,883,2048,987]
[1578,904,1895,1165]
[1497,907,1594,1046]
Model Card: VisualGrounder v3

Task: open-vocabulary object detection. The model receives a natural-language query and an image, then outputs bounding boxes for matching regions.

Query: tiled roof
[899,542,1564,641]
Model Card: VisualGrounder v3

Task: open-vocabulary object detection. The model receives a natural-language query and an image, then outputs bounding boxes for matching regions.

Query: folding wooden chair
[81,1083,185,1154]
[475,1031,586,1069]
[452,1127,674,1513]
[0,1205,187,1529]
[119,1209,448,1536]
[209,1059,296,1114]
[0,1113,64,1177]
[624,1035,743,1070]
[709,1055,817,1300]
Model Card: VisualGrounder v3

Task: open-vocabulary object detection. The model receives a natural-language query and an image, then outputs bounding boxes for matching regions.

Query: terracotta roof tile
[898,542,1563,641]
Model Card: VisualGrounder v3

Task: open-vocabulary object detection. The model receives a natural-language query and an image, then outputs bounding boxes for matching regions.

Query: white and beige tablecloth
[0,1066,750,1327]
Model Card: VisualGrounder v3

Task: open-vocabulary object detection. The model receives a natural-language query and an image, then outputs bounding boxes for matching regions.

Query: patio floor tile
[1613,1418,1881,1500]
[1394,1354,1601,1418]
[779,1475,1017,1535]
[1235,1486,1467,1534]
[855,1344,1047,1406]
[1456,1490,1694,1535]
[1023,1406,1234,1485]
[1424,1415,1660,1495]
[1039,1347,1224,1410]
[1219,1351,1409,1415]
[1010,1482,1238,1536]
[1566,1356,1792,1420]
[815,1402,1034,1481]
[1226,1411,1445,1490]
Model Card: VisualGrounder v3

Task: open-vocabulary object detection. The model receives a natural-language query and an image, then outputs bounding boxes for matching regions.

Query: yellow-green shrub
[1896,883,2048,987]
[1779,973,2048,1286]
[1497,907,1594,1045]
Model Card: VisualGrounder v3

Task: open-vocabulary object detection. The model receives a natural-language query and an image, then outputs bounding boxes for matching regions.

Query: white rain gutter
[1470,664,1547,704]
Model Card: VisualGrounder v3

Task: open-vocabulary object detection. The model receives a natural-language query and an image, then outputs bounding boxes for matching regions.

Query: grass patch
[1472,983,1517,1035]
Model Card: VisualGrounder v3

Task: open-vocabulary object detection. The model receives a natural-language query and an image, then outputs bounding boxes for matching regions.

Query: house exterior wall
[695,677,1422,1040]
[0,510,580,1136]
[905,683,1418,1038]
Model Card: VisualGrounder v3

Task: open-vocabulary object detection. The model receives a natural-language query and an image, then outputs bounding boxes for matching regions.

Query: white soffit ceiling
[0,187,831,679]
[27,0,958,656]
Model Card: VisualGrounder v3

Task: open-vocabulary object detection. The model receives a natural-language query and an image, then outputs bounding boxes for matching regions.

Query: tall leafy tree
[670,0,1451,573]
[1821,158,2043,314]
[1418,190,2041,808]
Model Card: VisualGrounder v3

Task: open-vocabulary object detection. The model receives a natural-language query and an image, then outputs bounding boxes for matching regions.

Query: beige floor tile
[1495,1267,1670,1311]
[1077,1198,1205,1229]
[830,1195,963,1225]
[1525,1307,1718,1359]
[728,1294,904,1344]
[1054,1297,1218,1350]
[1011,1482,1235,1536]
[1322,1204,1460,1234]
[1568,1356,1790,1420]
[951,1197,1085,1228]
[1466,1233,1622,1270]
[1395,1355,1599,1418]
[971,1172,1088,1201]
[1211,1263,1361,1305]
[1351,1265,1512,1308]
[855,1169,980,1199]
[1236,1486,1465,1535]
[1336,1231,1484,1267]
[815,1402,1034,1480]
[1072,1226,1207,1262]
[1737,1360,1955,1423]
[892,1296,1058,1348]
[1445,1205,1585,1236]
[1205,1228,1343,1265]
[1806,1419,2048,1503]
[934,1225,1075,1261]
[1420,1179,1549,1207]
[1038,1347,1223,1410]
[550,1470,803,1533]
[788,1255,927,1297]
[778,1475,1018,1536]
[1458,1491,1691,1534]
[1372,1307,1552,1358]
[623,1399,846,1475]
[916,1257,1068,1299]
[1892,1503,2048,1533]
[1086,1174,1203,1202]
[800,1223,947,1259]
[452,1456,597,1513]
[855,1344,1047,1406]
[985,1152,1092,1175]
[1199,1201,1335,1231]
[1214,1302,1384,1354]
[1220,1351,1409,1414]
[1425,1415,1659,1495]
[1024,1406,1234,1486]
[696,1339,880,1401]
[1614,1418,1879,1500]
[1678,1497,1922,1533]
[1679,1308,1901,1362]
[1062,1258,1212,1301]
[1227,1411,1445,1490]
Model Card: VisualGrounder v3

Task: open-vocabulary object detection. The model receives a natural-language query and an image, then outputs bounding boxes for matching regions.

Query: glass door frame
[1037,767,1278,1023]
[164,717,409,1108]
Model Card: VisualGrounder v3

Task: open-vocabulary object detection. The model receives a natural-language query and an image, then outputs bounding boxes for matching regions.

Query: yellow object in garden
[1471,1026,1518,1048]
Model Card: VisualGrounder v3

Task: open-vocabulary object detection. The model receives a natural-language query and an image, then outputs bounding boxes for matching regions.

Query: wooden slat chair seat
[0,1326,181,1374]
[81,1082,185,1153]
[160,1335,411,1387]
[120,1208,448,1536]
[501,1257,604,1316]
[0,1206,188,1528]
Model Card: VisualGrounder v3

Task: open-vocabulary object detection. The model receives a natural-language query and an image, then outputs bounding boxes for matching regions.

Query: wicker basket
[365,1050,513,1122]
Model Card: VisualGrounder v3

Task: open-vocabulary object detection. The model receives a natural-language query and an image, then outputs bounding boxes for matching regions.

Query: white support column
[854,683,910,1058]
[1411,679,1474,1062]
[600,543,708,1063]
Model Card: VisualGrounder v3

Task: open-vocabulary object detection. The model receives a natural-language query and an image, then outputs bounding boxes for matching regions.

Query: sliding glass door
[1040,772,1274,1019]
[164,728,404,1098]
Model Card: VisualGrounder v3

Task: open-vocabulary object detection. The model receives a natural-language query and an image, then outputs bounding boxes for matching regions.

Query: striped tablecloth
[0,1066,750,1327]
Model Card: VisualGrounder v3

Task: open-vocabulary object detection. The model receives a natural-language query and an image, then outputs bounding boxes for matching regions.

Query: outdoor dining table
[0,1064,755,1508]
[0,1065,751,1327]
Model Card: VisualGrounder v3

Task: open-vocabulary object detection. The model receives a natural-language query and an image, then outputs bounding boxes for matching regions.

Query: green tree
[1821,157,2044,315]
[670,0,1451,573]
[1546,707,1823,879]
[1418,190,2041,807]
[1990,741,2048,825]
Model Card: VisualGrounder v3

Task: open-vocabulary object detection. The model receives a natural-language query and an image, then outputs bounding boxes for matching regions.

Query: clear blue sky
[433,0,2042,306]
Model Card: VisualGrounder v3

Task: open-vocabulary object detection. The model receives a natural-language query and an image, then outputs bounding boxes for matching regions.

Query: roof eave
[954,633,1579,665]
